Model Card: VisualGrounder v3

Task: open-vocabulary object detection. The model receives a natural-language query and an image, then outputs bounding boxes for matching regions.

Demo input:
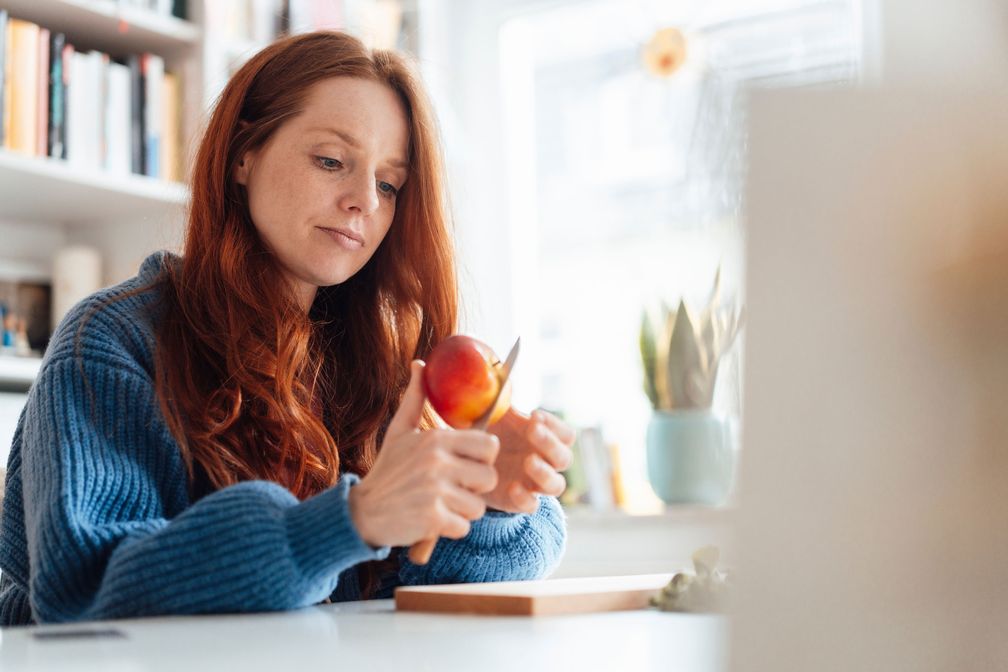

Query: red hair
[154,31,457,597]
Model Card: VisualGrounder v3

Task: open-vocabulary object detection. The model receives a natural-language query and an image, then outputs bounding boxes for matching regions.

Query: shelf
[0,355,42,390]
[564,504,736,526]
[556,504,734,579]
[0,0,200,58]
[0,150,188,226]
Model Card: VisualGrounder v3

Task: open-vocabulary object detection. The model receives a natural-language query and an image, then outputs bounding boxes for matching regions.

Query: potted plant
[639,269,743,505]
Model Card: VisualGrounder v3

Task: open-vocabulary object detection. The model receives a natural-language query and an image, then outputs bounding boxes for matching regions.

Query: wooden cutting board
[394,573,673,616]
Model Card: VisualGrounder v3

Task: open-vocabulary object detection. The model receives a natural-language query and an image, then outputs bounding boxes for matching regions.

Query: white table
[0,599,728,671]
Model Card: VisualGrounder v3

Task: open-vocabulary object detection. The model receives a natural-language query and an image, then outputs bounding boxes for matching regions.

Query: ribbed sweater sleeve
[20,356,389,623]
[398,495,567,586]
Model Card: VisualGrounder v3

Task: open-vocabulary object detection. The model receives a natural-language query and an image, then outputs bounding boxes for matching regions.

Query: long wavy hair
[155,31,457,598]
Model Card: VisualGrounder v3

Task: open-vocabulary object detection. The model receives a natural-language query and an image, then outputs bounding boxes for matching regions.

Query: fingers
[508,482,539,514]
[426,495,478,541]
[442,485,488,524]
[448,453,498,494]
[434,506,473,540]
[416,430,498,493]
[439,518,471,540]
[443,430,500,465]
[527,410,574,471]
[385,360,426,441]
[524,453,566,497]
[533,409,577,446]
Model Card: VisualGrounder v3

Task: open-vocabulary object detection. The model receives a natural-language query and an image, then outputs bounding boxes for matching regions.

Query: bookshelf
[0,0,206,386]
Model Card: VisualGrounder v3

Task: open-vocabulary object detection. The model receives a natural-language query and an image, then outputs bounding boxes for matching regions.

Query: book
[142,53,164,178]
[0,9,8,147]
[160,71,181,182]
[127,53,145,175]
[47,33,68,160]
[5,19,41,155]
[95,51,109,167]
[105,61,131,175]
[66,50,106,168]
[35,27,49,157]
[65,50,87,166]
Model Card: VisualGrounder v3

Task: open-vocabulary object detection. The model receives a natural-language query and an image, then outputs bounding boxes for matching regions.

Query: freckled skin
[235,76,410,310]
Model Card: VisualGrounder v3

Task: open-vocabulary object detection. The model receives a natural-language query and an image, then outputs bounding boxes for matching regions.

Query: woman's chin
[306,264,359,288]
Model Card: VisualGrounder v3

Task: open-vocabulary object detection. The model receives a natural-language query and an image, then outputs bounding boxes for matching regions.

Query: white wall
[876,0,1007,86]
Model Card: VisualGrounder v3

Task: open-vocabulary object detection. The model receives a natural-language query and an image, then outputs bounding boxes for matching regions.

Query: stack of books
[0,10,183,182]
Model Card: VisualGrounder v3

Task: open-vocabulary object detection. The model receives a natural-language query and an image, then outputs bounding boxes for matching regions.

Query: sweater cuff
[398,495,567,586]
[469,495,560,545]
[285,473,391,585]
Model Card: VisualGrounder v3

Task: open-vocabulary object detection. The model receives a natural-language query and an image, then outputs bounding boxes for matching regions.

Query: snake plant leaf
[666,299,706,408]
[699,267,722,372]
[654,302,676,409]
[639,310,659,409]
[701,310,719,373]
[716,305,744,361]
[644,268,745,411]
[699,266,722,326]
[687,367,715,408]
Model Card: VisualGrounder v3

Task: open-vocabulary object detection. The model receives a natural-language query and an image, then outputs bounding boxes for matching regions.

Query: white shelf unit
[0,355,42,388]
[555,506,735,579]
[0,0,200,56]
[0,0,213,401]
[0,356,41,467]
[0,0,207,268]
[0,149,188,224]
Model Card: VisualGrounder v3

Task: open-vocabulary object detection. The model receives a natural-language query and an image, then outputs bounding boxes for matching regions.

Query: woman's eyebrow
[307,126,408,169]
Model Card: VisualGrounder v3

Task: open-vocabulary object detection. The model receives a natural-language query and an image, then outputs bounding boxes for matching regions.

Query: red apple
[423,335,512,429]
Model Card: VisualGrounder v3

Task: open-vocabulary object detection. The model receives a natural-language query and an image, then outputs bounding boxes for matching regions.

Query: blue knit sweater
[0,252,566,626]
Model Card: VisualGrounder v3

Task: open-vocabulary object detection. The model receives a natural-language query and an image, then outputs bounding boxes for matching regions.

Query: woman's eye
[378,181,398,198]
[316,156,343,171]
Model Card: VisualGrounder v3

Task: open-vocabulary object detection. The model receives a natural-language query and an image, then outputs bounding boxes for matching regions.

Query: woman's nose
[338,171,380,215]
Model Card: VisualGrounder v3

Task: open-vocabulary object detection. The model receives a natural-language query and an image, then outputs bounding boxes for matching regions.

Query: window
[428,0,863,511]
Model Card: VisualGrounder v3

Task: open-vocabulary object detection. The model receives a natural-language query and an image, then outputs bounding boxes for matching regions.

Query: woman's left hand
[484,408,575,513]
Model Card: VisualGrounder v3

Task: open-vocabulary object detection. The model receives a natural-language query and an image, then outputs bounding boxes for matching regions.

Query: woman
[0,31,572,625]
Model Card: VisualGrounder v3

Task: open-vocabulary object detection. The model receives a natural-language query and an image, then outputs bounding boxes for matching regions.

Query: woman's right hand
[347,360,500,549]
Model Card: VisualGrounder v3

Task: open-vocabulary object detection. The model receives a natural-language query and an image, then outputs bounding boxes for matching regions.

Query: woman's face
[236,76,410,309]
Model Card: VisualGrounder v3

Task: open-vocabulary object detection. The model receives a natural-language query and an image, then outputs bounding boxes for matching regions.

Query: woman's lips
[319,227,364,249]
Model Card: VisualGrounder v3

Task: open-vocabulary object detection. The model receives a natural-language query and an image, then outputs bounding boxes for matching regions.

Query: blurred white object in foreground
[734,83,1008,671]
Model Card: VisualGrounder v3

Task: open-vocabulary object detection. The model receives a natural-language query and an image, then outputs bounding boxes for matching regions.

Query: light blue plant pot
[646,409,735,506]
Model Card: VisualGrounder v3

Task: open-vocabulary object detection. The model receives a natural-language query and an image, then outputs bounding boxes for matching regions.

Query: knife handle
[408,538,437,565]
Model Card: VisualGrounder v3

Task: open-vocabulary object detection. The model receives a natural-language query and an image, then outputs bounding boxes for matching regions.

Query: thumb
[386,360,427,440]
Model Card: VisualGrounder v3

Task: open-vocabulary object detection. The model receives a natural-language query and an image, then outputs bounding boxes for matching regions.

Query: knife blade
[471,336,520,431]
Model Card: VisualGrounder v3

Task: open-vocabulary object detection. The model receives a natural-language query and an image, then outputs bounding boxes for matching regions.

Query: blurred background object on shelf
[0,261,50,357]
[51,245,101,329]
